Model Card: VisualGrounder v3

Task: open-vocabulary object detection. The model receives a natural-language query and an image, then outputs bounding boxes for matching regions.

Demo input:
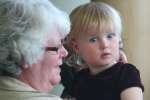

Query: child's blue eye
[107,33,115,40]
[89,37,98,43]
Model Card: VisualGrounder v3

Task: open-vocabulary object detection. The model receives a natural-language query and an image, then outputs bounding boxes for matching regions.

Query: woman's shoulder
[22,92,63,100]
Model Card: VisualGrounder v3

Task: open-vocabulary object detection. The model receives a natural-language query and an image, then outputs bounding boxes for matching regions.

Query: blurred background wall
[51,0,90,14]
[51,0,150,100]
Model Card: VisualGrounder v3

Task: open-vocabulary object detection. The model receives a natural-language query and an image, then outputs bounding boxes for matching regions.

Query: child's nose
[99,38,109,49]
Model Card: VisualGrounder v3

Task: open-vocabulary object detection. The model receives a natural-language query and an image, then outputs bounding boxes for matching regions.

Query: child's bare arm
[120,87,143,100]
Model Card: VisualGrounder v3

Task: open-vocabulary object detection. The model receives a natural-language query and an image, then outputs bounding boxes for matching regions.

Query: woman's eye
[89,37,98,43]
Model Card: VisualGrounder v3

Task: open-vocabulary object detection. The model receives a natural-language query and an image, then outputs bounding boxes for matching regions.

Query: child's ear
[119,38,123,49]
[71,38,80,54]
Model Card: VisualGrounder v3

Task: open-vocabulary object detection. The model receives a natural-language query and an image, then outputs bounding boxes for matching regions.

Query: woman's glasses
[45,44,63,54]
[45,40,65,54]
[45,47,59,52]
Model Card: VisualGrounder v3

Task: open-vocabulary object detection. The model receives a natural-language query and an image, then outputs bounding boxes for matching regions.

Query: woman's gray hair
[0,0,70,76]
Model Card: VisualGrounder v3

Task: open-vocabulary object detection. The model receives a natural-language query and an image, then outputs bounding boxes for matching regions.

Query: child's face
[74,28,120,69]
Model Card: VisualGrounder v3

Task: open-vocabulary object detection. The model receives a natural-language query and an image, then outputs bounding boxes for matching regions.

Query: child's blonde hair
[68,2,122,48]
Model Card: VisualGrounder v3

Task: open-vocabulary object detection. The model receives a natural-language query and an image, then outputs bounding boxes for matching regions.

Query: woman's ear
[20,57,29,69]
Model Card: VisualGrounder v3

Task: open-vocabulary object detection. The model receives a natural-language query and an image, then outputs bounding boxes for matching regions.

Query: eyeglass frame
[44,40,66,54]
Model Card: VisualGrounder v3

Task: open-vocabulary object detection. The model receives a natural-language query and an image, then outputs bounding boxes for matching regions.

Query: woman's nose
[59,45,68,58]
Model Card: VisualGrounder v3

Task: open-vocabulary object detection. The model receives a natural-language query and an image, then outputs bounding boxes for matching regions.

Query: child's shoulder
[115,62,140,74]
[115,63,144,92]
[117,62,138,69]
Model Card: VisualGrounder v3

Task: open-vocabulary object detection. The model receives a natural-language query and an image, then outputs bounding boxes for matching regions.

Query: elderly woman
[0,0,70,100]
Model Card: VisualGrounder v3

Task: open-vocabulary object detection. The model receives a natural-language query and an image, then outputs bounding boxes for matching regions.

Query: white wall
[50,0,90,14]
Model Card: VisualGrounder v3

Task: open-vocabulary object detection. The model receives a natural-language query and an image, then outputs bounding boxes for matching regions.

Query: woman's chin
[51,75,61,85]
